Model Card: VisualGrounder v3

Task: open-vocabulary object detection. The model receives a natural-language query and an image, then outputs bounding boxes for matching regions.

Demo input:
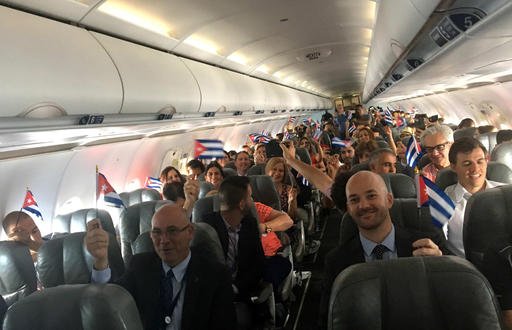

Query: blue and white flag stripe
[384,108,394,126]
[145,176,163,190]
[423,176,455,228]
[331,137,348,148]
[405,136,422,168]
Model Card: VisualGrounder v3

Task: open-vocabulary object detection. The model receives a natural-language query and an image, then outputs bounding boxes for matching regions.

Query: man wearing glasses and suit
[86,204,236,330]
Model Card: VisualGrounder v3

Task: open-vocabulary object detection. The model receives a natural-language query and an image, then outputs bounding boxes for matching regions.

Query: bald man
[320,171,447,327]
[2,211,44,262]
[87,204,236,330]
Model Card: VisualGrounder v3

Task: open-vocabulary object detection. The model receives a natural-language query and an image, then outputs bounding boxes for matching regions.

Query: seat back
[248,175,281,210]
[0,295,6,330]
[0,242,37,307]
[464,185,512,272]
[198,181,215,199]
[491,141,512,171]
[435,168,458,191]
[118,200,172,264]
[131,222,225,265]
[247,163,266,176]
[454,127,479,140]
[3,284,143,330]
[52,208,115,237]
[222,167,237,177]
[37,232,124,288]
[328,256,502,330]
[381,173,416,199]
[119,188,162,207]
[480,131,498,152]
[192,195,219,223]
[418,154,431,169]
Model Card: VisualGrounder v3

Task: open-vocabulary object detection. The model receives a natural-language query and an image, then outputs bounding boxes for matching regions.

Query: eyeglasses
[424,142,450,154]
[151,224,190,239]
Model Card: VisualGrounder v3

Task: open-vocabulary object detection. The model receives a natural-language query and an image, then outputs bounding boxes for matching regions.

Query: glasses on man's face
[424,142,450,154]
[151,224,190,239]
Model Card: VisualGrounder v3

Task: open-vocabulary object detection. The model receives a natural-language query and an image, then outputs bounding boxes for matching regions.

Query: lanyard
[164,275,186,326]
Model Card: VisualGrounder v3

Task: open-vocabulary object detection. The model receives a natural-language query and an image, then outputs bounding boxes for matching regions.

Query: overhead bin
[93,33,201,114]
[0,6,122,117]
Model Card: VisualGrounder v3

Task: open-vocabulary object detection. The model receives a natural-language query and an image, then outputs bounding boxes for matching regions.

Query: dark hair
[186,159,205,173]
[369,148,396,169]
[162,182,185,201]
[2,211,32,233]
[457,118,475,130]
[448,137,487,164]
[160,166,184,183]
[218,176,250,210]
[205,161,225,178]
[331,171,355,211]
[497,129,512,145]
[355,140,379,161]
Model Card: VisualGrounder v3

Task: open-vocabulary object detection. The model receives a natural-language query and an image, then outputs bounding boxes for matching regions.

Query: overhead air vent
[296,48,332,62]
[391,73,403,81]
[406,58,424,71]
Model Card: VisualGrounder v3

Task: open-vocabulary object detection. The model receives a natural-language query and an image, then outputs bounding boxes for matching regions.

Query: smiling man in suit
[86,204,236,330]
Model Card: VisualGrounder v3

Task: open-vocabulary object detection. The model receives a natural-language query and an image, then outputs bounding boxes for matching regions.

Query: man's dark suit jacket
[320,225,448,327]
[202,212,265,301]
[116,250,236,330]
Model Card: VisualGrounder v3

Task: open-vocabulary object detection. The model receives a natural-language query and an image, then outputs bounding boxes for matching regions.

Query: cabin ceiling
[0,0,442,100]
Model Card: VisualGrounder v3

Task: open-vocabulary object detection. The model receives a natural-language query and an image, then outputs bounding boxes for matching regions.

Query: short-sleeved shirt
[254,202,282,256]
[421,163,441,182]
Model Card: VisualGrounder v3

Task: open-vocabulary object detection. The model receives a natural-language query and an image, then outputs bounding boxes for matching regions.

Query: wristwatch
[264,224,272,233]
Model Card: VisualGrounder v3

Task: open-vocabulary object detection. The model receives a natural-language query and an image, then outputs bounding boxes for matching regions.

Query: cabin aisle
[286,209,342,330]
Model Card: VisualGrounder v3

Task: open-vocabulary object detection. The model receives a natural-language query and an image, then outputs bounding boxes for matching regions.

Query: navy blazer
[202,212,265,301]
[116,250,236,330]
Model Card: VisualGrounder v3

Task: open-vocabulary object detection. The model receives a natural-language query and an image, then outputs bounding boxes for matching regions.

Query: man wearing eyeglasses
[86,204,236,330]
[420,124,454,182]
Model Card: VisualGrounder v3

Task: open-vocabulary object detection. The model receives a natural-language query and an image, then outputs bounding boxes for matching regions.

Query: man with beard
[201,176,264,304]
[319,171,447,327]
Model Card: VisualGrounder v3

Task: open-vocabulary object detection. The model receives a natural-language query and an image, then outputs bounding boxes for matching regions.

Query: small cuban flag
[249,133,271,144]
[289,116,297,124]
[194,139,225,159]
[145,176,163,190]
[331,137,350,148]
[22,190,43,221]
[422,176,455,228]
[312,128,322,141]
[284,131,295,140]
[384,108,394,126]
[405,136,422,168]
[347,123,357,135]
[415,174,429,207]
[97,172,125,208]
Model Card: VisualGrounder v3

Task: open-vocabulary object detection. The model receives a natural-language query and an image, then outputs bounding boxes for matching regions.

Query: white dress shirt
[444,180,503,255]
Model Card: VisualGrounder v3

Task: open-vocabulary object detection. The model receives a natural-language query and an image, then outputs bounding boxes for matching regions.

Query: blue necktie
[372,244,388,260]
[162,269,174,326]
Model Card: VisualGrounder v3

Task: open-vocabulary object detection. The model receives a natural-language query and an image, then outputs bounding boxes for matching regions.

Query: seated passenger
[204,161,225,194]
[160,166,185,184]
[2,211,43,262]
[162,178,199,219]
[201,176,265,303]
[368,148,397,174]
[162,182,185,205]
[320,171,447,327]
[354,140,378,164]
[235,151,252,176]
[496,129,512,145]
[87,204,236,329]
[254,202,293,300]
[444,137,505,256]
[339,143,355,167]
[420,124,454,181]
[265,157,298,219]
[457,118,476,130]
[186,159,205,177]
[253,143,267,165]
[217,150,232,168]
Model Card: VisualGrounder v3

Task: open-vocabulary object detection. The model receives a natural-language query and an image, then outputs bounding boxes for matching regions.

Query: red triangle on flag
[194,141,207,158]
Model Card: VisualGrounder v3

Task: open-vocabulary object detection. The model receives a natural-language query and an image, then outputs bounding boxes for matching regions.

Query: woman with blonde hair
[265,157,297,219]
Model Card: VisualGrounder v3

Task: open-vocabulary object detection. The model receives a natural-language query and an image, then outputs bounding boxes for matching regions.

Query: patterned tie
[372,244,388,260]
[162,269,174,325]
[226,227,238,277]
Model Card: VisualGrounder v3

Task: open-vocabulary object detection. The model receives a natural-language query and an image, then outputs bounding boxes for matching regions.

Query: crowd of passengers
[3,103,512,329]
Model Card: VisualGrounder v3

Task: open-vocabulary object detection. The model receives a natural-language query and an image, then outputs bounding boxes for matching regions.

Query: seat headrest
[381,173,416,198]
[295,147,312,165]
[3,284,143,330]
[52,208,115,236]
[454,127,479,140]
[418,154,431,169]
[118,200,172,263]
[119,188,162,207]
[247,163,266,176]
[491,141,512,171]
[329,256,502,330]
[464,185,512,271]
[198,181,215,199]
[487,161,512,184]
[435,168,458,190]
[37,232,124,288]
[0,241,37,307]
[192,195,219,223]
[248,175,281,210]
